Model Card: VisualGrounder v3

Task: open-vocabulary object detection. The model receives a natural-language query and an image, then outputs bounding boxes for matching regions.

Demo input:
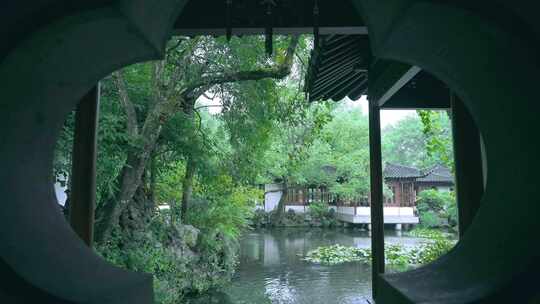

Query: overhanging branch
[184,35,300,97]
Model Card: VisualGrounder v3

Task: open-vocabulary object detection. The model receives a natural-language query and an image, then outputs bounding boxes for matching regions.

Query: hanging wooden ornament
[313,0,320,48]
[226,0,233,42]
[261,0,277,56]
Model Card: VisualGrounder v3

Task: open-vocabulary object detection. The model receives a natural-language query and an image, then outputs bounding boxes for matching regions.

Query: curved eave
[305,35,371,102]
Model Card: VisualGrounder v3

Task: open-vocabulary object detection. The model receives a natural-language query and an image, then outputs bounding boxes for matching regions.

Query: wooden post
[70,84,100,247]
[369,97,385,299]
[451,94,484,238]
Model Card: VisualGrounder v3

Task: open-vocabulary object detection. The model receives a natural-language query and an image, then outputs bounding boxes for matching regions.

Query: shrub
[407,228,455,264]
[251,208,269,227]
[307,201,339,227]
[413,237,455,265]
[187,176,260,238]
[308,201,330,220]
[420,210,442,228]
[327,208,336,217]
[251,201,338,228]
[97,174,256,304]
[273,208,305,227]
[445,199,458,227]
[417,189,456,228]
[96,216,238,304]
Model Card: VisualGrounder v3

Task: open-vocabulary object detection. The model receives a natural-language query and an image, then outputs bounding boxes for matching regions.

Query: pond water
[209,228,427,304]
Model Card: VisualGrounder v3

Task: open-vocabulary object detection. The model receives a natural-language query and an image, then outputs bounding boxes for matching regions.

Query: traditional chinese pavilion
[384,163,454,206]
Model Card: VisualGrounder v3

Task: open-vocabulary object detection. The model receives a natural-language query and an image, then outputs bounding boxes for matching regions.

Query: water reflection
[224,228,425,304]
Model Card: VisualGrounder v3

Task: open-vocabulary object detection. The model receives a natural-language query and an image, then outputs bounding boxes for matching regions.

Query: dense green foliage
[299,105,371,200]
[405,229,457,265]
[262,105,453,203]
[54,32,457,301]
[251,203,339,228]
[417,190,458,228]
[54,35,314,302]
[383,112,453,168]
[187,176,261,238]
[308,201,332,220]
[382,115,430,168]
[246,107,455,228]
[96,219,238,304]
[382,112,455,229]
[416,110,454,168]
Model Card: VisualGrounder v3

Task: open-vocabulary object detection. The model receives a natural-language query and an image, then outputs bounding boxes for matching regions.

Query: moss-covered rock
[96,218,239,304]
[177,224,200,247]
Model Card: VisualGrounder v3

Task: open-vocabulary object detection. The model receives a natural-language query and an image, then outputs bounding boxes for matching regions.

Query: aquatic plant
[303,244,369,265]
[304,235,456,267]
[409,235,455,265]
[408,227,446,239]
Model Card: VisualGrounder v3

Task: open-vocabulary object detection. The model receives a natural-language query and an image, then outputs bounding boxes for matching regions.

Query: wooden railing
[282,186,408,208]
[283,186,370,207]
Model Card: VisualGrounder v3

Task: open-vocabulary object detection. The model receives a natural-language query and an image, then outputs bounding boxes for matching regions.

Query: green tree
[382,115,430,168]
[417,110,454,168]
[263,99,333,220]
[299,104,370,200]
[50,36,316,302]
[93,35,301,242]
[383,112,453,169]
[417,189,457,228]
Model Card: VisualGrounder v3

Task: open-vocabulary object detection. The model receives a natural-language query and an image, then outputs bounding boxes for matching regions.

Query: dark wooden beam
[69,84,100,247]
[369,60,421,107]
[173,26,368,36]
[369,97,385,300]
[451,94,484,238]
[348,81,368,100]
[380,71,451,110]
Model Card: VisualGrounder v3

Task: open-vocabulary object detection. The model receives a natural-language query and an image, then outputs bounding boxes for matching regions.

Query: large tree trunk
[94,151,152,243]
[119,173,153,235]
[94,74,180,243]
[180,156,196,223]
[272,181,288,222]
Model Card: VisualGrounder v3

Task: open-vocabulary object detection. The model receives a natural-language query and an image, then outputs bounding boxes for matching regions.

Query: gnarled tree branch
[113,71,139,136]
[183,35,300,100]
